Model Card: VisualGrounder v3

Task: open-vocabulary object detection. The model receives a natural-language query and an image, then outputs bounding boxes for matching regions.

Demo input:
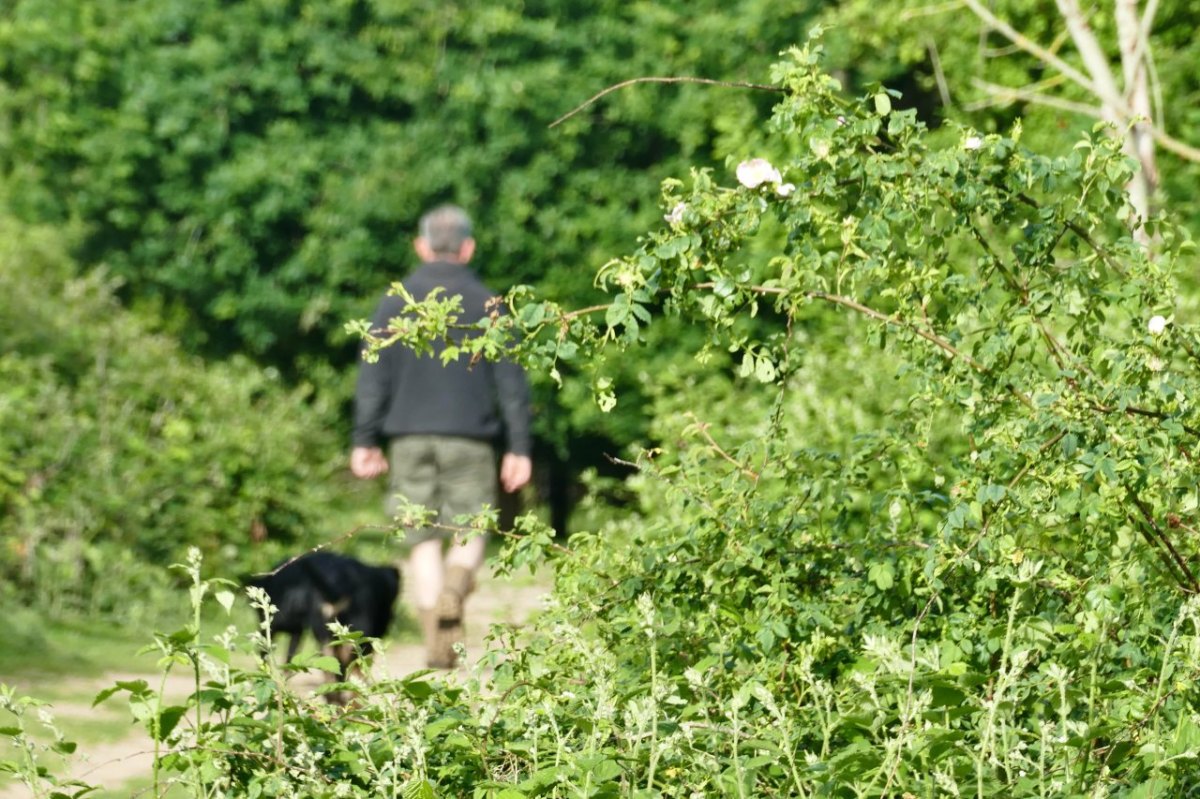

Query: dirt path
[0,565,549,798]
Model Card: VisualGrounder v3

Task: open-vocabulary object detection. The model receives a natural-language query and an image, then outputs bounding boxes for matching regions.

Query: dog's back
[246,552,401,662]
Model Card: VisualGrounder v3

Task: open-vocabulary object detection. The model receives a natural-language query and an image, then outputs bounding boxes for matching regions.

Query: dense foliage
[353,42,1200,795]
[0,0,840,492]
[0,0,811,369]
[0,217,341,619]
[3,0,1199,794]
[827,0,1200,232]
[6,0,1194,494]
[10,40,1200,797]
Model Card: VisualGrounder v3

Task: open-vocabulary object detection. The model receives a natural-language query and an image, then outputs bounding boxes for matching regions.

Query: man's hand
[350,446,389,479]
[499,453,532,494]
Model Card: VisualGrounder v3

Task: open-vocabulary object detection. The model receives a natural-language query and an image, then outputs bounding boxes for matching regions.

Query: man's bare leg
[444,532,486,573]
[409,538,445,666]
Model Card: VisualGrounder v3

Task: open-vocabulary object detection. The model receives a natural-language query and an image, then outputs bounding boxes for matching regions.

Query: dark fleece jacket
[352,261,531,456]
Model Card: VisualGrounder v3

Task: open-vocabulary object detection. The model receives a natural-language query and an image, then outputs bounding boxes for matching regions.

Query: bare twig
[692,280,989,374]
[1125,0,1162,97]
[1146,35,1165,131]
[1055,0,1126,114]
[549,76,782,129]
[1147,124,1200,163]
[253,516,573,582]
[925,36,954,110]
[490,526,575,556]
[1129,490,1200,594]
[899,0,965,21]
[684,412,760,483]
[255,523,392,578]
[604,452,734,535]
[559,303,611,323]
[809,290,988,372]
[961,0,1104,101]
[1089,400,1200,438]
[1012,191,1127,276]
[966,0,1197,165]
[970,78,1102,118]
[1115,0,1158,207]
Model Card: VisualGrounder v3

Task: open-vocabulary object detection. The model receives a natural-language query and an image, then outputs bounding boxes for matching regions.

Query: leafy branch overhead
[362,43,1192,485]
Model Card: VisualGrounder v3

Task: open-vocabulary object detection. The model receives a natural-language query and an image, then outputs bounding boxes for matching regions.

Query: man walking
[351,204,532,668]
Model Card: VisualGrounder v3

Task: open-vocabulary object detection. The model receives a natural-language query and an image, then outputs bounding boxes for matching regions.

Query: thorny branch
[1129,490,1200,594]
[549,76,782,129]
[684,412,760,483]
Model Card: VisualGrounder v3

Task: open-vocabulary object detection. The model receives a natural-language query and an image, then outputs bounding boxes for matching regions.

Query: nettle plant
[16,37,1200,799]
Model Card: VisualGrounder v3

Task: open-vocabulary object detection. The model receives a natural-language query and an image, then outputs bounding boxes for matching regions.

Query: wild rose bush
[356,35,1200,795]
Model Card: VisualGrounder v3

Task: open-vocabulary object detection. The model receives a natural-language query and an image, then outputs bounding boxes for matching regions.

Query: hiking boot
[428,565,474,668]
[420,608,455,669]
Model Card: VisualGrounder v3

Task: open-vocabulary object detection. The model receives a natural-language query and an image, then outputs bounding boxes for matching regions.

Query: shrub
[0,217,341,617]
[28,37,1200,797]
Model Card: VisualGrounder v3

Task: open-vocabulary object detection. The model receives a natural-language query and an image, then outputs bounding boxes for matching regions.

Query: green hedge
[0,217,341,618]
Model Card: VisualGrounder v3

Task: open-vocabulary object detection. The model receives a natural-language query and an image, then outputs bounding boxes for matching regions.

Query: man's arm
[350,300,395,478]
[499,452,532,493]
[494,359,532,493]
[351,446,389,478]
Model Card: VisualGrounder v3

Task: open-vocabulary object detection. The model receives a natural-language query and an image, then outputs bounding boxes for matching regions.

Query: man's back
[352,259,530,455]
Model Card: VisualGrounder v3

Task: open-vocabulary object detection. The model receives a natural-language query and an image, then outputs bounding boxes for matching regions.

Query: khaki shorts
[386,436,497,547]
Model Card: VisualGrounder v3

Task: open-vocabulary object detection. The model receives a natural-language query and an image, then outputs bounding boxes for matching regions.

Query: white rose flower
[776,182,796,197]
[963,135,983,151]
[1148,356,1164,372]
[736,158,782,189]
[1148,315,1169,335]
[664,202,686,225]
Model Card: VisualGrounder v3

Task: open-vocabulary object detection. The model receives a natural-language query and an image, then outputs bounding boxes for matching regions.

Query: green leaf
[166,626,198,646]
[1061,433,1078,458]
[873,92,891,115]
[753,355,778,383]
[214,589,235,613]
[424,715,463,738]
[868,562,894,590]
[402,679,435,700]
[200,643,232,665]
[293,654,343,674]
[584,758,623,782]
[605,294,631,329]
[94,680,150,707]
[713,277,736,298]
[976,483,1006,506]
[402,779,436,799]
[154,706,188,742]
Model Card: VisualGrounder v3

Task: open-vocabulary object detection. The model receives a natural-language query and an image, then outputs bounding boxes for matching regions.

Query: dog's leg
[285,632,303,664]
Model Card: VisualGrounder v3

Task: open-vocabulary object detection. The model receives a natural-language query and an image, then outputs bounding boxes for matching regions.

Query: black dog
[245,552,401,685]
